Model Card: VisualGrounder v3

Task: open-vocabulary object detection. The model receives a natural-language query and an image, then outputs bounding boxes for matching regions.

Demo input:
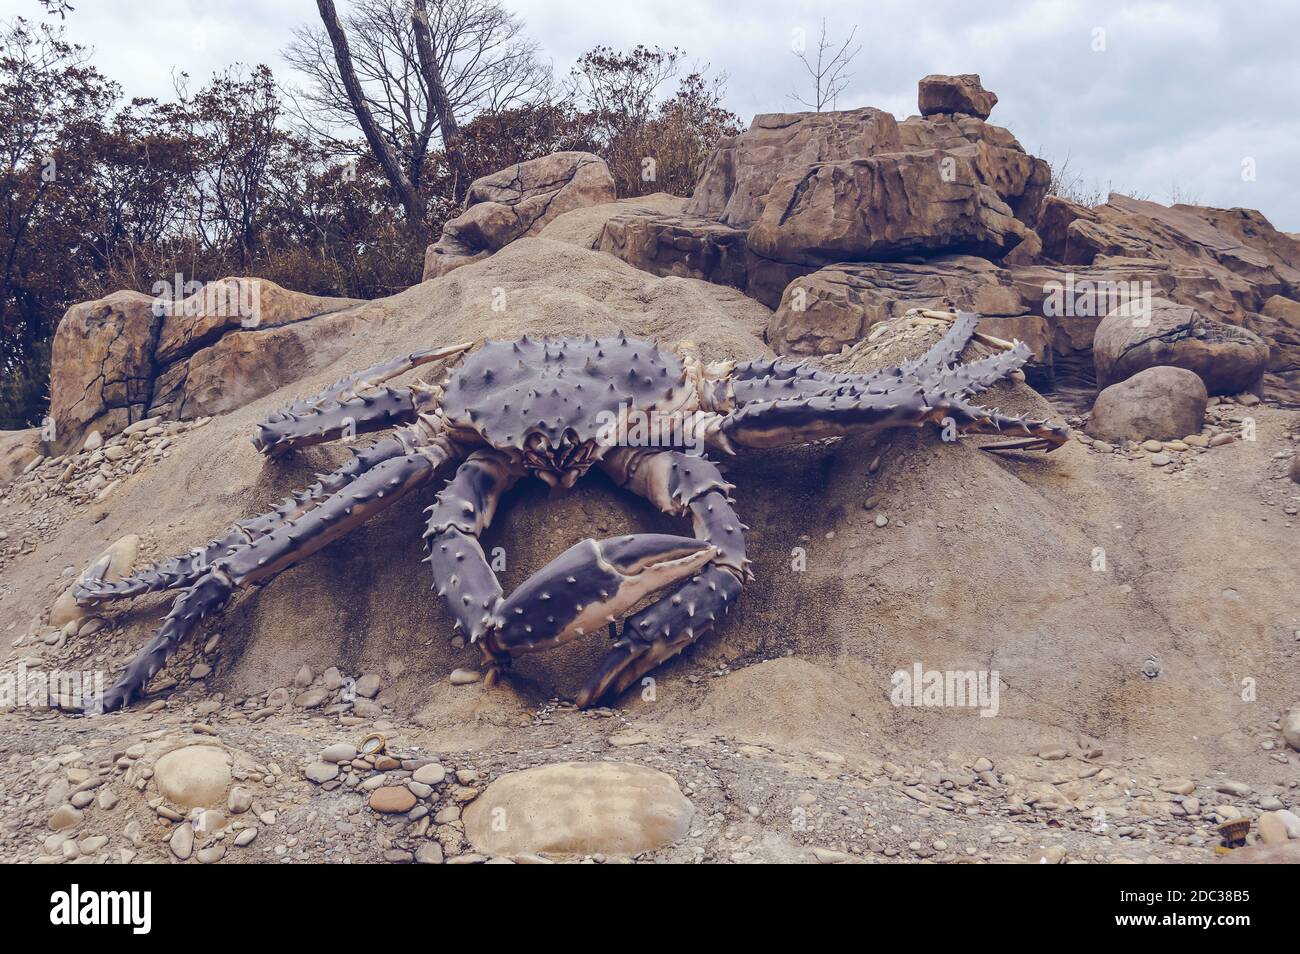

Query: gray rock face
[1093,297,1270,395]
[422,152,616,280]
[1086,366,1208,442]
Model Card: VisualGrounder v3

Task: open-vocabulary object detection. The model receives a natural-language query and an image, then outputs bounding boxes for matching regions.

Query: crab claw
[486,535,716,655]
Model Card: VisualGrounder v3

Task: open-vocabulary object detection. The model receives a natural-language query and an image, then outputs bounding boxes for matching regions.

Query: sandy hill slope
[2,237,1297,864]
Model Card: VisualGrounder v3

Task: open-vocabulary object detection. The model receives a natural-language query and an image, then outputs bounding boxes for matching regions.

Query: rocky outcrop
[1034,193,1300,400]
[606,78,1050,311]
[48,280,361,451]
[1086,366,1208,443]
[597,211,749,291]
[1093,297,1269,395]
[748,150,1028,268]
[768,254,1027,351]
[685,107,904,228]
[49,291,162,454]
[918,73,998,120]
[422,152,616,280]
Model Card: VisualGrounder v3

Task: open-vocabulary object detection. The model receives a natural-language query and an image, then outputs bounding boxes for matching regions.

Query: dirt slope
[2,237,1297,864]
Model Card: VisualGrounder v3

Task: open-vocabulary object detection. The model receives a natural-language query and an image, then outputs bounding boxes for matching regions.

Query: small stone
[293,664,314,688]
[355,674,382,698]
[1149,453,1171,467]
[1162,779,1195,796]
[196,844,225,864]
[370,786,417,813]
[1258,812,1290,845]
[48,806,83,830]
[169,823,194,860]
[1282,707,1300,752]
[1029,845,1067,864]
[320,742,357,763]
[1216,780,1252,797]
[227,786,253,814]
[304,762,339,784]
[449,668,481,685]
[415,842,444,864]
[1038,744,1068,760]
[97,789,120,810]
[413,763,447,786]
[234,827,258,847]
[874,514,889,528]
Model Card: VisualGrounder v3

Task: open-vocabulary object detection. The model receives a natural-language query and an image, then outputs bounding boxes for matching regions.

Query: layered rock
[48,280,361,451]
[748,149,1028,269]
[422,152,616,280]
[768,255,1025,350]
[606,79,1050,310]
[597,211,749,291]
[1093,297,1269,395]
[1035,193,1300,400]
[918,73,999,120]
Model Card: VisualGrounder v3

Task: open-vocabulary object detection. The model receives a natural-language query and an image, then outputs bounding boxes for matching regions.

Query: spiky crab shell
[440,334,687,450]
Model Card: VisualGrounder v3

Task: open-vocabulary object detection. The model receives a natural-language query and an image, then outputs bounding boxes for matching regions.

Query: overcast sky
[6,0,1297,230]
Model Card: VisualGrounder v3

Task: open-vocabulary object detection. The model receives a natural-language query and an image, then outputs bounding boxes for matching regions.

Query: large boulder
[47,280,363,450]
[1086,366,1208,443]
[462,761,693,858]
[1093,297,1269,395]
[747,149,1027,268]
[918,73,999,120]
[686,107,903,228]
[422,152,616,280]
[48,291,161,453]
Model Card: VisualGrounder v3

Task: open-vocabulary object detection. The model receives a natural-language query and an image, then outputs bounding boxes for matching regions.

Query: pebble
[169,823,194,860]
[413,763,446,786]
[449,668,481,685]
[227,787,253,814]
[304,762,339,784]
[1037,745,1068,760]
[370,786,417,813]
[416,842,444,864]
[874,514,889,528]
[234,828,258,847]
[320,743,357,763]
[48,806,83,830]
[196,844,225,864]
[355,674,381,698]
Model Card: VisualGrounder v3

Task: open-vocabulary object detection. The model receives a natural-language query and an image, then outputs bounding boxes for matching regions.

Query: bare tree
[286,0,550,220]
[790,19,860,112]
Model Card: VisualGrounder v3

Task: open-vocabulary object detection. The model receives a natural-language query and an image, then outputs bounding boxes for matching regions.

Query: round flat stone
[370,786,417,813]
[463,761,693,858]
[153,744,232,809]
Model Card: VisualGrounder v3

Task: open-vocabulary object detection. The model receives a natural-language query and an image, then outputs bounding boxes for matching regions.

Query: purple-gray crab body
[72,313,1068,714]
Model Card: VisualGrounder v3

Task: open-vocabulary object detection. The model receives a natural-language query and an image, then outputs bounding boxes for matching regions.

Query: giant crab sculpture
[73,311,1067,713]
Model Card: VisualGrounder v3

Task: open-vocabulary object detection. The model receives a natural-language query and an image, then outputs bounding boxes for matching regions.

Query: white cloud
[3,0,1296,229]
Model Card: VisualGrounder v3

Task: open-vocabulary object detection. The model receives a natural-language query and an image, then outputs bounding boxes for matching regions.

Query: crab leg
[252,342,469,456]
[76,435,417,605]
[86,446,453,713]
[926,397,1070,452]
[574,448,750,707]
[422,449,525,644]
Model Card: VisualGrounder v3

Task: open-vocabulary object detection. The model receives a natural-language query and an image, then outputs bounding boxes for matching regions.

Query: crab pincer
[483,534,717,659]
